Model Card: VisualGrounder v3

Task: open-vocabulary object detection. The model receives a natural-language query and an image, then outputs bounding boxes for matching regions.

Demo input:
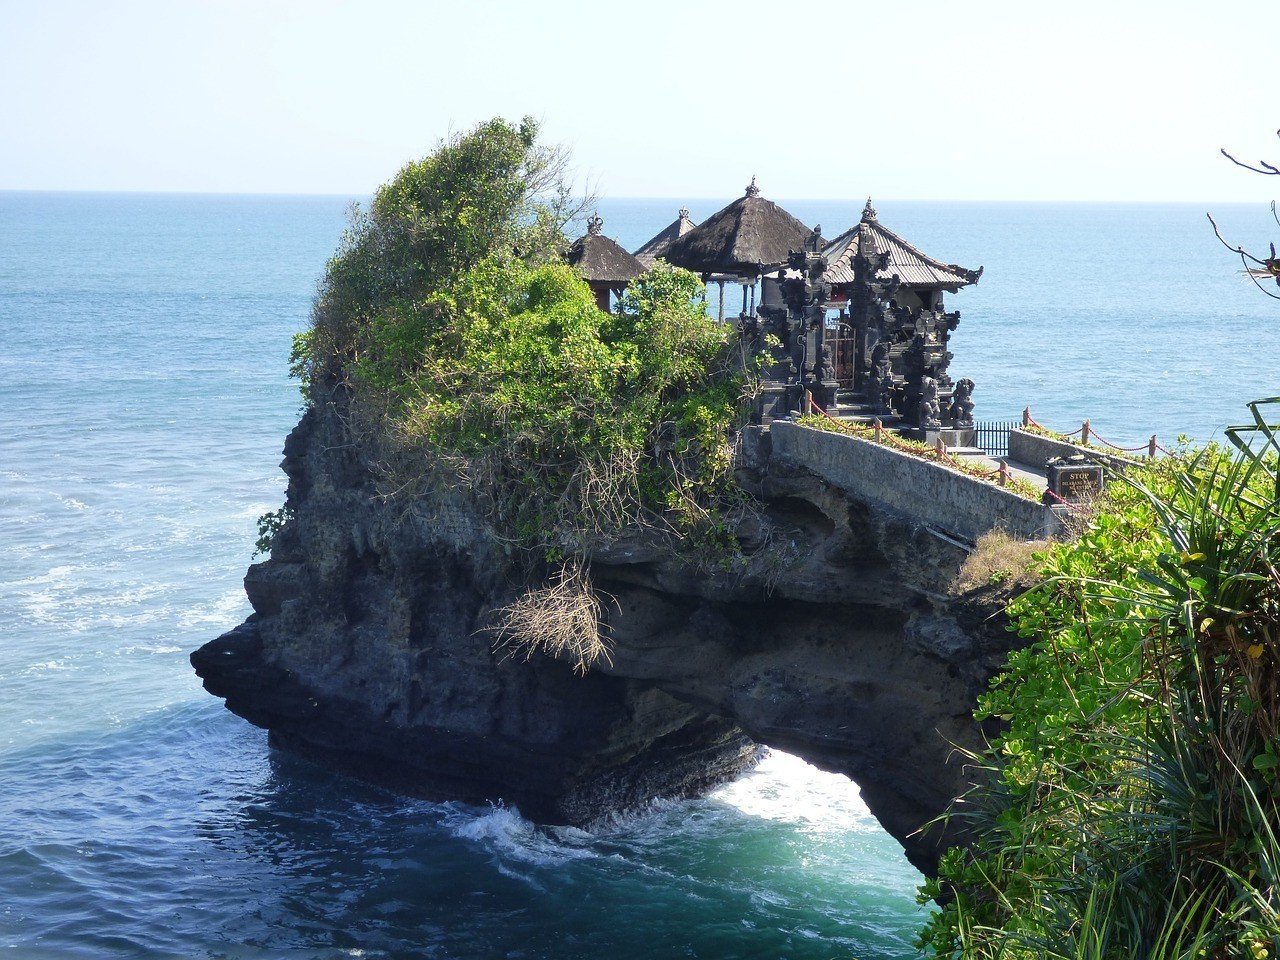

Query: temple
[661,177,811,321]
[814,199,982,436]
[566,215,645,312]
[633,208,697,268]
[566,188,982,439]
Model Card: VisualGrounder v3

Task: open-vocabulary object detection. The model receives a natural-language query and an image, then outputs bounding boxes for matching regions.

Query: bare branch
[1243,264,1280,301]
[1221,148,1280,177]
[1212,131,1280,300]
[1220,130,1280,176]
[1207,212,1273,267]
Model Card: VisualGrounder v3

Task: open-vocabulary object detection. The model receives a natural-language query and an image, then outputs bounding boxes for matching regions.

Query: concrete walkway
[953,452,1049,491]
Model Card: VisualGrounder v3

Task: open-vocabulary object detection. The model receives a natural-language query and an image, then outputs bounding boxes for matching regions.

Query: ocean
[1,191,1276,959]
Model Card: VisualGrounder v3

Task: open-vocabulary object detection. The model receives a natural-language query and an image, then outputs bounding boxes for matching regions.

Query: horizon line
[0,187,1263,206]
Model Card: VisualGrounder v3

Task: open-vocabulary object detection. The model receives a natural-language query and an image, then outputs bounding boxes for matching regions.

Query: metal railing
[975,420,1018,458]
[827,336,857,389]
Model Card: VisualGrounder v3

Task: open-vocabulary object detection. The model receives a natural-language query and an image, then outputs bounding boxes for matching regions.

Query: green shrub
[293,117,751,561]
[253,506,293,558]
[919,403,1280,959]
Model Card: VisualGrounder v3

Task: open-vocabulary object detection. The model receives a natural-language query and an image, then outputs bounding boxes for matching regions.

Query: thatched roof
[566,215,646,286]
[821,199,981,289]
[662,178,812,277]
[633,208,697,266]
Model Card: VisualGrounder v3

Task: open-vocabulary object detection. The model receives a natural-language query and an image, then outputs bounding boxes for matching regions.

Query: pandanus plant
[1047,397,1280,957]
[920,399,1280,960]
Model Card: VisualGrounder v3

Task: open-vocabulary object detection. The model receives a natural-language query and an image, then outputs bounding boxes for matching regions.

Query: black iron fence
[975,419,1018,458]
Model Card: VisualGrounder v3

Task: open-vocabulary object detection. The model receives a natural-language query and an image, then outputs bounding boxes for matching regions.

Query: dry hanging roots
[488,561,614,674]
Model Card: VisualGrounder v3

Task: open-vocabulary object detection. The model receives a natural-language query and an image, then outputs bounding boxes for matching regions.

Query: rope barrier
[1084,429,1154,453]
[804,397,1016,488]
[1042,487,1079,509]
[1023,406,1163,457]
[1024,409,1083,435]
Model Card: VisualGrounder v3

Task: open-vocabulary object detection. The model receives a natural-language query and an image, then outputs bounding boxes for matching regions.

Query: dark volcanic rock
[193,394,1020,875]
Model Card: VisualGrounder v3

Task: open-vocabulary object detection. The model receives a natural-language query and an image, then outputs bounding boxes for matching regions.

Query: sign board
[1046,457,1104,503]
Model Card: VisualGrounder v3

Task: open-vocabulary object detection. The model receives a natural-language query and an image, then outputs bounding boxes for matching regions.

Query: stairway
[824,390,988,457]
[826,389,901,425]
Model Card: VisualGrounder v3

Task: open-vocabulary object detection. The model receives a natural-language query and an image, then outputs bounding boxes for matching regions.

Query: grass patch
[951,529,1049,593]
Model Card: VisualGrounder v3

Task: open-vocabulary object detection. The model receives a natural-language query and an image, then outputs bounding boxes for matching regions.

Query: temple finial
[678,207,691,219]
[745,176,761,198]
[587,214,604,235]
[862,196,877,221]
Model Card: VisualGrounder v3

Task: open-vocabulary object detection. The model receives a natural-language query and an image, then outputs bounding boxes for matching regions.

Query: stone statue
[869,341,891,409]
[803,300,826,332]
[949,378,976,427]
[819,342,835,381]
[918,376,942,429]
[869,341,890,380]
[877,371,895,413]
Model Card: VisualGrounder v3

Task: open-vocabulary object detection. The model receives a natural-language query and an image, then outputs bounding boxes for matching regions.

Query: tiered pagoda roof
[633,208,697,267]
[663,178,812,276]
[821,199,981,289]
[566,215,645,285]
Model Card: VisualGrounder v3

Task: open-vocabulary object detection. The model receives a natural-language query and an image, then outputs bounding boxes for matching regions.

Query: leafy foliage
[292,117,751,561]
[918,406,1280,959]
[390,258,745,553]
[253,506,292,559]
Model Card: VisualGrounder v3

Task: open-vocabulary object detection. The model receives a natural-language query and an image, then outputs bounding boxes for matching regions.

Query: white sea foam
[20,564,75,586]
[445,803,598,866]
[23,659,72,674]
[116,644,183,656]
[177,589,249,629]
[711,750,878,834]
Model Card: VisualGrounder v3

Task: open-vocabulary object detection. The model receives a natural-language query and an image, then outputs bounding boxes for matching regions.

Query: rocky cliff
[193,392,1022,875]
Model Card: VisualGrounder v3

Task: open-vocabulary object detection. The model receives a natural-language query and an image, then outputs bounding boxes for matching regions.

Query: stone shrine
[571,188,985,439]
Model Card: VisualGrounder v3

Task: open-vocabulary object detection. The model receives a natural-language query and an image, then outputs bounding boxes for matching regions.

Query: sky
[1,0,1276,201]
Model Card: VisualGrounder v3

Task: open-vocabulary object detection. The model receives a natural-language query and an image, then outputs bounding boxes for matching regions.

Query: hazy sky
[2,0,1276,200]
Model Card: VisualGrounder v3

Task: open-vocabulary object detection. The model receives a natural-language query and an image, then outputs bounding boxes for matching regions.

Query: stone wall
[770,421,1061,543]
[1007,428,1137,473]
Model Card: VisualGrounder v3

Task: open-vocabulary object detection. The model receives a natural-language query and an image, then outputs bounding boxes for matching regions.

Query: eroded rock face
[192,396,1020,875]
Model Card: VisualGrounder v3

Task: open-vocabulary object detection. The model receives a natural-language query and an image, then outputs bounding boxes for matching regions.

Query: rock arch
[193,406,1022,875]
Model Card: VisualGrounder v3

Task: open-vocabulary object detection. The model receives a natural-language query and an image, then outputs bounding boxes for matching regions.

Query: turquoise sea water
[1,192,1276,959]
